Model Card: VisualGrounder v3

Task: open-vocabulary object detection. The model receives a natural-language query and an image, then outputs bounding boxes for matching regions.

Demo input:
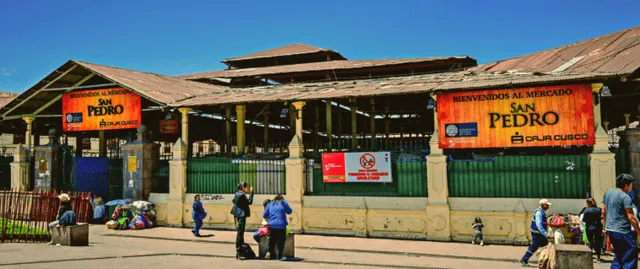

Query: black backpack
[239,243,256,259]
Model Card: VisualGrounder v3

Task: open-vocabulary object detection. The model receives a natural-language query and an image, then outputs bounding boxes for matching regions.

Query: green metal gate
[108,158,123,201]
[0,156,11,190]
[448,155,590,199]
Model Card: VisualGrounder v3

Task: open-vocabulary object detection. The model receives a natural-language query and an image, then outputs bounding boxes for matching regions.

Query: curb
[102,233,526,264]
[0,251,452,269]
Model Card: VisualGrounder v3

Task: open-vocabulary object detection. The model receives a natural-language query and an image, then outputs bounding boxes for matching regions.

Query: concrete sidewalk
[101,226,541,263]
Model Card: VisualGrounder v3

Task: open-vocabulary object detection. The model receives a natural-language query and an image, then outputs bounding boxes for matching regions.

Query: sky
[0,0,639,93]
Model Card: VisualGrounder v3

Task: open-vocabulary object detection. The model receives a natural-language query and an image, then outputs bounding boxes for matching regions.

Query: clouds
[0,68,16,77]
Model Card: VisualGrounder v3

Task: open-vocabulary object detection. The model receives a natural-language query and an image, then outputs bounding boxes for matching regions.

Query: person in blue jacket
[192,195,207,237]
[262,194,293,260]
[520,199,553,266]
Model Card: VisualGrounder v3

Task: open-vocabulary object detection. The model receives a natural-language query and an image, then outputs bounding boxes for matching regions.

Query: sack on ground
[547,214,565,227]
[553,229,565,245]
[106,220,119,229]
[239,243,256,259]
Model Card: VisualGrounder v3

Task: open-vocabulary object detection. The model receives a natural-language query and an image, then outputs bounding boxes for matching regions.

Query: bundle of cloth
[127,201,155,230]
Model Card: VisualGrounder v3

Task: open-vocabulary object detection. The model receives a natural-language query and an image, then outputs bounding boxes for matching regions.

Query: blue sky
[0,0,638,93]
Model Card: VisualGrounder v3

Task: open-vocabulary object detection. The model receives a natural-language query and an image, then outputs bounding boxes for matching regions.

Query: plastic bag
[547,214,565,227]
[553,228,565,244]
[286,225,291,235]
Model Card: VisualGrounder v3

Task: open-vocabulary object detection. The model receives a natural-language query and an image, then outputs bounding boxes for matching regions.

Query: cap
[58,193,70,202]
[539,199,552,206]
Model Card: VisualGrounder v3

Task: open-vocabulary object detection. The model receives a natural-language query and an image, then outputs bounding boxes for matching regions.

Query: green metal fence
[187,157,286,194]
[448,155,590,198]
[152,160,169,193]
[307,154,428,197]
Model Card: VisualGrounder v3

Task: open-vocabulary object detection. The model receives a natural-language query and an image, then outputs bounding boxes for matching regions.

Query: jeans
[267,229,286,259]
[521,232,549,263]
[253,231,261,243]
[193,218,203,235]
[608,231,638,269]
[586,229,603,257]
[235,217,246,255]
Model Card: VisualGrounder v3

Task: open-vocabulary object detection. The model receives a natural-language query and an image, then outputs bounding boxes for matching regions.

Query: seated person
[112,204,134,230]
[253,199,271,243]
[89,196,107,224]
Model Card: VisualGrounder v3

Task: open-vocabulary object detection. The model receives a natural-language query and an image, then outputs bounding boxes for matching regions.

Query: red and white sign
[322,152,392,183]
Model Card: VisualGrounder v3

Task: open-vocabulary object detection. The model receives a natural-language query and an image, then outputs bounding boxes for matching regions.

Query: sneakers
[480,241,484,246]
[471,241,475,245]
[264,253,271,260]
[520,260,528,267]
[236,254,247,261]
[280,257,288,261]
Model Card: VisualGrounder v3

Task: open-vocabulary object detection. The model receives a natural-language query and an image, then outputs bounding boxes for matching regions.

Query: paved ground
[0,226,613,269]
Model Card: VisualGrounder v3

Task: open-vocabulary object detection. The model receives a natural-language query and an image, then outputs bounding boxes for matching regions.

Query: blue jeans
[608,231,638,269]
[193,218,203,235]
[253,231,261,243]
[521,232,548,263]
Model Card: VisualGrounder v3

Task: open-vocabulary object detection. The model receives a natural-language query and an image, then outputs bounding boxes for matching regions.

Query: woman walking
[582,197,604,262]
[262,194,293,260]
[231,182,254,260]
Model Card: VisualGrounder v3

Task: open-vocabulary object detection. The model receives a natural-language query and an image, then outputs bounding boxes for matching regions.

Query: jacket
[231,191,254,218]
[530,207,549,237]
[57,202,73,220]
[192,201,207,220]
[263,200,293,230]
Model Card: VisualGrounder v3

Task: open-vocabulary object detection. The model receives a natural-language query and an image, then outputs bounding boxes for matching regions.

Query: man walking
[520,199,552,266]
[603,173,640,269]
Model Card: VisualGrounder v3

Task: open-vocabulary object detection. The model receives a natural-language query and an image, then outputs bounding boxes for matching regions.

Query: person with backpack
[231,182,254,260]
[47,193,75,245]
[262,194,293,261]
[520,199,553,266]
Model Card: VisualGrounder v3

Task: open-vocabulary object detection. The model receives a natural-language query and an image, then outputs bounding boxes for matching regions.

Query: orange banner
[437,84,595,149]
[62,88,141,132]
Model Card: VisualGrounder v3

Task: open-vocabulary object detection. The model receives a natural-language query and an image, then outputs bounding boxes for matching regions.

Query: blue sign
[445,123,478,138]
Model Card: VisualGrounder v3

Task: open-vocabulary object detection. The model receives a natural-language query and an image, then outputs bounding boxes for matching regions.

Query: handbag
[258,225,269,236]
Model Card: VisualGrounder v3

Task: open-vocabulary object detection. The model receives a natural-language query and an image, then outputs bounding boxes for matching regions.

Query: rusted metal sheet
[168,71,618,107]
[180,57,475,80]
[473,25,640,74]
[223,43,339,62]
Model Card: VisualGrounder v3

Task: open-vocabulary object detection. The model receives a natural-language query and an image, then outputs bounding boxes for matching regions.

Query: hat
[121,204,130,209]
[58,193,70,202]
[539,199,552,206]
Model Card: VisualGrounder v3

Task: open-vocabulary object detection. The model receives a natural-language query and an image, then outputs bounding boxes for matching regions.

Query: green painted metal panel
[448,155,590,199]
[188,157,239,194]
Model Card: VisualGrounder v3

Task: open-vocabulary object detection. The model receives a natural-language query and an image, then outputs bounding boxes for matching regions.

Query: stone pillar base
[167,199,184,227]
[425,204,451,241]
[590,152,615,202]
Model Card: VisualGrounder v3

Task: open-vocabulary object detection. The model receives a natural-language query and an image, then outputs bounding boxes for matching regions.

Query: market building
[1,25,639,244]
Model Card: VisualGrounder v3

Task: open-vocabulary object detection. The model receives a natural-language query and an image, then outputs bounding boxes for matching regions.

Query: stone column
[425,93,451,241]
[292,101,305,140]
[236,105,246,154]
[10,144,30,191]
[121,125,160,200]
[33,129,61,191]
[590,83,616,202]
[23,116,34,153]
[178,107,192,157]
[286,135,305,232]
[168,138,187,227]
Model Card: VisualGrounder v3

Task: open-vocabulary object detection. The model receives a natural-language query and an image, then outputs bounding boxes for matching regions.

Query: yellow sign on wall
[128,156,137,172]
[437,84,595,149]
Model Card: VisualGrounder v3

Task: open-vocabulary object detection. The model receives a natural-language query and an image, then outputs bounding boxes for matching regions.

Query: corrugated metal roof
[75,61,230,105]
[180,57,475,80]
[222,43,340,63]
[170,71,619,107]
[474,25,640,75]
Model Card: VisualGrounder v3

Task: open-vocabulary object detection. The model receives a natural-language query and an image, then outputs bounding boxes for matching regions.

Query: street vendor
[112,204,134,229]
